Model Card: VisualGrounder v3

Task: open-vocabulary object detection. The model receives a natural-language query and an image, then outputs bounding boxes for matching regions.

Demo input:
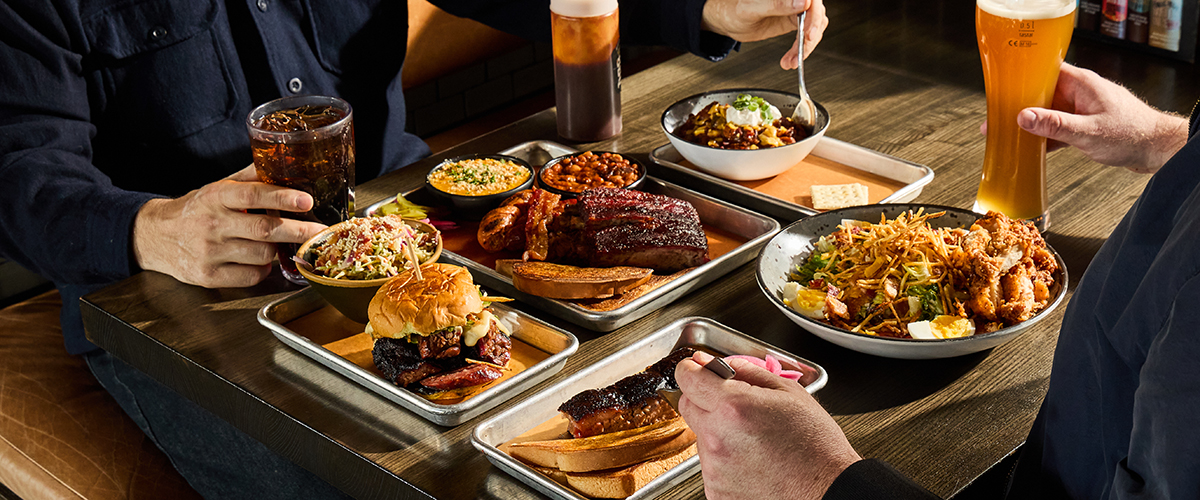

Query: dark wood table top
[82,1,1197,498]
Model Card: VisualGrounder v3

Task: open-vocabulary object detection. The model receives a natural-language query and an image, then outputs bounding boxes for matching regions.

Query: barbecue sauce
[551,0,621,141]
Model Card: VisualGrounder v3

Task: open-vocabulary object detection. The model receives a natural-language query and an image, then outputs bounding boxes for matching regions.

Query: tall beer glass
[975,0,1075,231]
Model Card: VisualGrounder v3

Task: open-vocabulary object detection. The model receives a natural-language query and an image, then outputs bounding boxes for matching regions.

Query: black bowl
[535,151,647,198]
[425,153,535,218]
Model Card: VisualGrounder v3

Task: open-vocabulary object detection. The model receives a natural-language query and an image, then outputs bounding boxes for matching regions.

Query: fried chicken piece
[953,212,1058,325]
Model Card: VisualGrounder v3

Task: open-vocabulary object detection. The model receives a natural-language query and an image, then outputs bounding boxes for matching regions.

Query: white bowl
[661,88,830,181]
[756,204,1068,359]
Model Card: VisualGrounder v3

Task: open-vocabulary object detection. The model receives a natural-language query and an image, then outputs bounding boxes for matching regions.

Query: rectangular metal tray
[650,138,935,221]
[472,317,828,500]
[258,287,579,426]
[366,140,781,332]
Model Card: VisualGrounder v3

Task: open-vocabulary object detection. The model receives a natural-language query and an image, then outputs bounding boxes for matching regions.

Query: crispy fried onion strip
[804,210,963,336]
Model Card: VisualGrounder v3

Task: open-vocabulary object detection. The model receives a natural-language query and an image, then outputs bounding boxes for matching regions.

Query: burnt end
[558,385,628,422]
[556,347,698,437]
[373,338,444,386]
[468,322,511,366]
[417,327,463,359]
[645,347,696,390]
[558,373,677,438]
[420,363,503,391]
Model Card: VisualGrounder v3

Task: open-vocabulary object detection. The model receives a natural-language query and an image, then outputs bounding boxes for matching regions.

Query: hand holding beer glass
[247,96,356,284]
[975,0,1075,231]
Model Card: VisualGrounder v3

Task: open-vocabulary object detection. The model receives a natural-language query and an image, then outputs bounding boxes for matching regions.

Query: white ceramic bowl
[661,88,830,181]
[756,204,1068,359]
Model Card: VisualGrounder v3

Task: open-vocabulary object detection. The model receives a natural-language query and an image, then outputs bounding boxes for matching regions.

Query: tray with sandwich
[649,138,934,221]
[258,269,579,426]
[365,141,781,332]
[472,317,828,499]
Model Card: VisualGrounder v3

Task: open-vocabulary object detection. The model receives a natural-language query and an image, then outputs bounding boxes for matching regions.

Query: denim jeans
[83,350,352,500]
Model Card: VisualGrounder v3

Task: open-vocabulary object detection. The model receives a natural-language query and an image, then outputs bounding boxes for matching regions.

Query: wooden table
[81,1,1193,498]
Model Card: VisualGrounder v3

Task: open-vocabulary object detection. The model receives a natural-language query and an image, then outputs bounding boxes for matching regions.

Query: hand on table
[701,0,829,69]
[675,350,860,500]
[132,165,328,288]
[982,62,1189,174]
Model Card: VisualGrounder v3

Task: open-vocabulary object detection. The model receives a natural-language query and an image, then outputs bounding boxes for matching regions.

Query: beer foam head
[977,0,1075,20]
[550,0,618,17]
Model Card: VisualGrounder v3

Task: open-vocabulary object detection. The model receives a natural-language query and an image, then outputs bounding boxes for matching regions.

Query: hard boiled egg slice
[783,282,827,320]
[907,315,976,340]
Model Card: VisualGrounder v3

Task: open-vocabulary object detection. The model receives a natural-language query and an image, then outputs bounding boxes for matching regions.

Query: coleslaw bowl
[295,218,442,323]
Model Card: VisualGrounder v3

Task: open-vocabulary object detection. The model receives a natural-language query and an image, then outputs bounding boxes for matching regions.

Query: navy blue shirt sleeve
[0,3,164,353]
[824,459,942,500]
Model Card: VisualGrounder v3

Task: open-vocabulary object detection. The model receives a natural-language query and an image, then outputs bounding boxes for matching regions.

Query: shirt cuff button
[288,78,303,94]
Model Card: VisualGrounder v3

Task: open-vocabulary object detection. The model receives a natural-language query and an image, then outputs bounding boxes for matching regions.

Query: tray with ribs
[471,317,828,500]
[365,141,782,332]
[258,287,579,426]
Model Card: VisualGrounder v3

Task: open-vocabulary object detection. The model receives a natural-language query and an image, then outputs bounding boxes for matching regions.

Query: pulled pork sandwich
[367,263,512,398]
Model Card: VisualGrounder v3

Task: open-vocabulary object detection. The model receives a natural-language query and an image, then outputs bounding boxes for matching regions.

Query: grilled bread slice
[509,417,694,472]
[565,444,698,499]
[497,260,653,299]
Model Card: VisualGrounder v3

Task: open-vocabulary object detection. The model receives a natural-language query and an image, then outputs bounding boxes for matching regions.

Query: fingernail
[693,351,715,364]
[1017,109,1037,130]
[794,0,806,10]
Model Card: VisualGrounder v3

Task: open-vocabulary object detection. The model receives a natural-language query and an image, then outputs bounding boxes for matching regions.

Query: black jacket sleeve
[430,0,738,61]
[824,459,943,500]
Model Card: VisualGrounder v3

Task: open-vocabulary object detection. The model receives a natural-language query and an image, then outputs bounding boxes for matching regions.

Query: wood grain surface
[82,1,1199,498]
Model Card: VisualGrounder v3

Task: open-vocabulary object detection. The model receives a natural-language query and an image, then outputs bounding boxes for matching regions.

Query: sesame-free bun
[367,263,483,339]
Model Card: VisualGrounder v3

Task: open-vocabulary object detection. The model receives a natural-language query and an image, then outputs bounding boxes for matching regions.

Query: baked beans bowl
[661,88,830,181]
[536,151,646,198]
[425,153,535,217]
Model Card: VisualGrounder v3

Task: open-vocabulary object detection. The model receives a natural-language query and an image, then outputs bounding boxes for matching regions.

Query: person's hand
[675,351,860,500]
[701,0,829,69]
[132,165,328,288]
[982,62,1188,174]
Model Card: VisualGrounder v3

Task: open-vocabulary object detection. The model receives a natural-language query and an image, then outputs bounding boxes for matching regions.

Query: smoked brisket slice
[420,363,503,391]
[373,337,443,386]
[557,347,697,438]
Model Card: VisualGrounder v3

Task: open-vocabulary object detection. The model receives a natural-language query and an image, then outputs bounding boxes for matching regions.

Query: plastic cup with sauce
[551,0,621,142]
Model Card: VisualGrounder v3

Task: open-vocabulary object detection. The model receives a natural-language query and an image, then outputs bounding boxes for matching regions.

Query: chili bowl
[662,88,830,181]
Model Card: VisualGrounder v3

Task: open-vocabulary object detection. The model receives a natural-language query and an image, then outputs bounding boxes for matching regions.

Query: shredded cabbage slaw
[312,215,437,280]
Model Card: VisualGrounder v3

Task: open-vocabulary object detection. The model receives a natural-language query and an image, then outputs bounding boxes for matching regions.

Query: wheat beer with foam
[975,0,1075,231]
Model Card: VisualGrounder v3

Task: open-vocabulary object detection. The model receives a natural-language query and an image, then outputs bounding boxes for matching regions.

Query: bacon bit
[809,278,825,289]
[825,291,850,320]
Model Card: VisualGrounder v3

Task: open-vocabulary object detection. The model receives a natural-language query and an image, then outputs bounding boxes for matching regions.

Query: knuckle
[235,186,259,208]
[250,216,276,241]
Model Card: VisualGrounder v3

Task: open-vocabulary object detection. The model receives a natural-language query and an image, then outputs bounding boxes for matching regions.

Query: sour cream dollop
[725,104,781,127]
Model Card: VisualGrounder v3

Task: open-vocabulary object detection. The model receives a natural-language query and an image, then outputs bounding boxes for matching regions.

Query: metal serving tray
[258,287,579,426]
[472,317,828,500]
[650,138,935,221]
[366,140,781,332]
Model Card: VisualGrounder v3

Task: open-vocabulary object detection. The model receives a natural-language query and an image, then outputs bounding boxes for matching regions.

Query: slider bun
[368,263,483,339]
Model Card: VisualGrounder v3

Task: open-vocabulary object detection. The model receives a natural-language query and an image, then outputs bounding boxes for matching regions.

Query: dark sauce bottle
[551,0,621,142]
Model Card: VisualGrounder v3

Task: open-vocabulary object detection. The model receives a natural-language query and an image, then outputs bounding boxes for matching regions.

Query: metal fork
[657,356,737,411]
